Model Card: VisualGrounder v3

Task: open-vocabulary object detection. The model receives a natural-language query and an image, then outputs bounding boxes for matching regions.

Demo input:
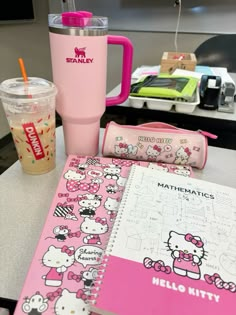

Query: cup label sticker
[22,122,45,160]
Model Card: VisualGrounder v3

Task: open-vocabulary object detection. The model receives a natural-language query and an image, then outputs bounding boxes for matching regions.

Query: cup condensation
[0,77,57,175]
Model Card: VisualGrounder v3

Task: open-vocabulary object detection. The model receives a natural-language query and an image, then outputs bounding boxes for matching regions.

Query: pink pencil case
[102,121,217,169]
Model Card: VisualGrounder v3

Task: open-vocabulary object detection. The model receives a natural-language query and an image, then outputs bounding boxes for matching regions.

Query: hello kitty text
[138,136,172,144]
[152,277,220,302]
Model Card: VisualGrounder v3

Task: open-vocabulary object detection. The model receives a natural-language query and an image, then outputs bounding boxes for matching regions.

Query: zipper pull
[198,129,218,139]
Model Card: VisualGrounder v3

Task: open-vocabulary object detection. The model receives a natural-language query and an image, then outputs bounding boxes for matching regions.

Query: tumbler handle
[106,35,133,106]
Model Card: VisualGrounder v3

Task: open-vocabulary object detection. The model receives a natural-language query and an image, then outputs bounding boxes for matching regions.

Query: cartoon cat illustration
[114,143,138,158]
[148,163,169,172]
[167,231,205,280]
[78,194,102,218]
[64,169,101,193]
[80,217,109,245]
[174,147,192,165]
[116,175,127,187]
[171,165,191,177]
[22,292,48,315]
[54,289,88,315]
[103,164,121,180]
[104,197,120,222]
[42,245,75,286]
[146,145,162,161]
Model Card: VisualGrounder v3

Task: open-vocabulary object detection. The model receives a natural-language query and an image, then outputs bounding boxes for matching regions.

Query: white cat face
[104,197,120,211]
[114,145,128,155]
[116,176,127,187]
[167,231,204,259]
[64,170,85,181]
[176,147,188,159]
[42,246,75,268]
[104,164,121,175]
[55,289,88,315]
[80,218,109,235]
[148,163,169,172]
[146,145,161,157]
[78,194,101,208]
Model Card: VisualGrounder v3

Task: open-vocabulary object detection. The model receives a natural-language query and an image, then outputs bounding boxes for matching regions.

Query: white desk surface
[108,72,236,121]
[0,126,236,301]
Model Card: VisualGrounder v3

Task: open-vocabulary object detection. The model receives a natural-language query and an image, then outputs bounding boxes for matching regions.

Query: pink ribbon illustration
[58,193,69,197]
[184,147,192,156]
[119,143,128,148]
[61,246,74,256]
[76,289,87,301]
[46,288,62,301]
[68,231,81,238]
[204,273,236,293]
[153,145,162,152]
[95,217,107,225]
[143,257,171,274]
[68,271,81,283]
[179,251,193,261]
[185,233,204,248]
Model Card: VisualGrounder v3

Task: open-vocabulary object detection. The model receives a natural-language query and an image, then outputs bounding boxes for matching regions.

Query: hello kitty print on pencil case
[13,156,194,315]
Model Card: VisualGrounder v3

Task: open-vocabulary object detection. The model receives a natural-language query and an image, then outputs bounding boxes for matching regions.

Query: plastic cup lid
[0,77,57,100]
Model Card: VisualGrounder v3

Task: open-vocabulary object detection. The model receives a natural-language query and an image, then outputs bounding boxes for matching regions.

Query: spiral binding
[89,165,137,306]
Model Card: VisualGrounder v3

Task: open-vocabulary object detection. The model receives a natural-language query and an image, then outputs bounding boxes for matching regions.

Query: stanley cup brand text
[66,47,93,64]
[22,123,45,160]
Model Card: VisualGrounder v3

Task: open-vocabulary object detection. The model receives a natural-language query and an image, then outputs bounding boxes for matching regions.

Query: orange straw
[18,58,28,82]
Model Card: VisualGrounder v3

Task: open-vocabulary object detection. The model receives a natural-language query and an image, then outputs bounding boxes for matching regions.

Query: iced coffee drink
[0,77,57,175]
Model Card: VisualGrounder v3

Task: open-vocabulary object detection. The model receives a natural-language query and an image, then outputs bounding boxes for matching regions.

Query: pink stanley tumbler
[48,11,133,156]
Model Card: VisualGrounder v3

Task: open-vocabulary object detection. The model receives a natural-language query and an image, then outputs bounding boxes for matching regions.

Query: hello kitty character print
[167,231,206,280]
[64,169,102,193]
[114,142,138,158]
[171,165,191,177]
[22,292,48,315]
[104,197,120,222]
[174,146,192,165]
[78,194,102,218]
[54,289,88,315]
[42,245,75,286]
[148,162,169,172]
[146,144,171,162]
[103,164,121,180]
[80,217,109,245]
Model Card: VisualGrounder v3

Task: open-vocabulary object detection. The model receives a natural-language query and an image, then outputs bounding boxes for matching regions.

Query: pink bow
[119,143,128,149]
[76,170,85,175]
[68,271,81,282]
[67,197,78,203]
[76,289,87,301]
[143,257,171,274]
[179,251,193,261]
[58,193,69,197]
[153,145,162,152]
[184,147,192,156]
[90,171,100,176]
[185,233,204,248]
[95,217,107,225]
[59,225,68,230]
[68,231,81,238]
[46,288,62,301]
[61,245,74,256]
[204,273,236,293]
[112,158,140,167]
[204,273,221,284]
[77,195,88,201]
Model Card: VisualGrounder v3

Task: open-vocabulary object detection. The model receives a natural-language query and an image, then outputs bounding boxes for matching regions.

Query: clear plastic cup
[0,77,57,175]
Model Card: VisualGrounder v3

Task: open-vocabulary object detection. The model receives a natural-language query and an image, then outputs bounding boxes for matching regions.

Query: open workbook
[12,155,192,315]
[90,165,236,315]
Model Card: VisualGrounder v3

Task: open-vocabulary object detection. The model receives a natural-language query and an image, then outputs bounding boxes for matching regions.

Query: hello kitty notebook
[90,165,236,315]
[13,156,193,315]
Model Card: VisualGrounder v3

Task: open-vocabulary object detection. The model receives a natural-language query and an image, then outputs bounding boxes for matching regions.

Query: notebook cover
[13,156,193,315]
[91,165,236,315]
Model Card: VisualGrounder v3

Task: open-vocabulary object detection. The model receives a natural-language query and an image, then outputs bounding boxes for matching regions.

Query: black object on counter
[199,75,222,110]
